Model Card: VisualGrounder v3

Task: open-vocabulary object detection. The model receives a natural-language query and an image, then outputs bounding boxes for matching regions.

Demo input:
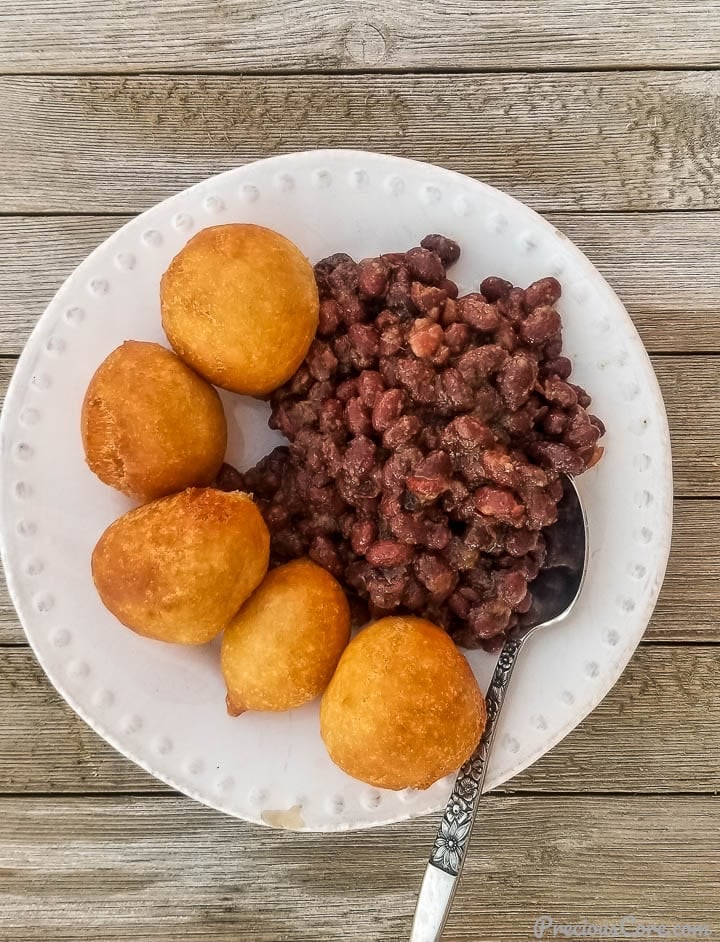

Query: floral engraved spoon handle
[409,637,524,942]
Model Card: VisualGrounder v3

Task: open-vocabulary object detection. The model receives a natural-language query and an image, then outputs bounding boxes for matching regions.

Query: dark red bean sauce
[218,235,604,649]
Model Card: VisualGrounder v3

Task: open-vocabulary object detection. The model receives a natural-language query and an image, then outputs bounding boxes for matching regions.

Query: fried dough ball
[222,558,351,714]
[320,616,486,790]
[161,224,319,396]
[81,340,227,501]
[92,488,270,645]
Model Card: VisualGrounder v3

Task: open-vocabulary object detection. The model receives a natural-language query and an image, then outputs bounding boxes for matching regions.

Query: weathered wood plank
[1,73,719,213]
[3,1,720,73]
[1,795,718,940]
[1,645,717,796]
[3,213,720,355]
[649,500,720,641]
[654,357,720,498]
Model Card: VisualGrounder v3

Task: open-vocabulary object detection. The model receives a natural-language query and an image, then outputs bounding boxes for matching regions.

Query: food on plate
[320,615,486,789]
[81,340,227,501]
[222,558,351,714]
[92,488,270,644]
[224,235,605,649]
[161,224,319,396]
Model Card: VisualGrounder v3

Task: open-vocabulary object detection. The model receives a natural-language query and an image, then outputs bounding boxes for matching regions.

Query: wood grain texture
[1,795,718,941]
[0,8,715,936]
[3,1,720,73]
[655,356,720,498]
[1,72,720,213]
[1,644,718,796]
[3,213,720,355]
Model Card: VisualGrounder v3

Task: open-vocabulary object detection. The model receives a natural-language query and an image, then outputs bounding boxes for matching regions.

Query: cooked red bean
[366,540,414,568]
[396,358,436,403]
[357,369,385,408]
[543,408,570,436]
[493,317,519,352]
[458,294,500,332]
[389,511,424,545]
[498,353,538,411]
[438,367,475,412]
[318,299,341,337]
[306,340,338,381]
[414,553,457,600]
[421,519,452,551]
[457,344,508,385]
[345,398,372,437]
[358,257,390,298]
[519,306,562,345]
[372,388,405,431]
[564,422,600,451]
[480,450,520,489]
[378,323,404,357]
[385,269,415,315]
[406,247,445,285]
[543,356,573,380]
[440,278,459,300]
[529,441,586,475]
[335,378,357,401]
[383,415,422,448]
[570,383,592,409]
[524,276,562,311]
[445,322,471,351]
[327,260,359,298]
[474,486,526,526]
[467,599,512,638]
[480,276,513,301]
[544,377,578,409]
[406,451,452,502]
[342,436,376,479]
[318,398,345,435]
[496,570,528,607]
[500,288,527,324]
[545,336,563,359]
[420,233,461,265]
[254,239,604,647]
[350,520,377,555]
[348,323,380,359]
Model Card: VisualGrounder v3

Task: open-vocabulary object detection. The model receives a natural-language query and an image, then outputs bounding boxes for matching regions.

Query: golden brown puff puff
[320,616,486,790]
[81,340,227,501]
[92,488,270,645]
[160,224,319,397]
[222,558,351,714]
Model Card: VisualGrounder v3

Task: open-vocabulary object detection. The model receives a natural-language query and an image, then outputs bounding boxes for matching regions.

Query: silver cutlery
[410,475,589,941]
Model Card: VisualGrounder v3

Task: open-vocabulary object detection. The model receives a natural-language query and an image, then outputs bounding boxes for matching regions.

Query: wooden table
[1,4,719,940]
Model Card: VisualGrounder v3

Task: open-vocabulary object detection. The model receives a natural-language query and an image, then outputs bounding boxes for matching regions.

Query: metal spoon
[410,475,588,941]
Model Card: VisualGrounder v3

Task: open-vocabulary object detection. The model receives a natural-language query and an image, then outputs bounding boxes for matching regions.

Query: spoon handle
[409,637,525,942]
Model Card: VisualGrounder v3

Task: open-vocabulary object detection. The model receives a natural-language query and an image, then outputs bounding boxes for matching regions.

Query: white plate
[0,150,672,831]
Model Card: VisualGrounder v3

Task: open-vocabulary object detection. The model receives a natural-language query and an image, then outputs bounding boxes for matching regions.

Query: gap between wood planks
[3,65,720,78]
